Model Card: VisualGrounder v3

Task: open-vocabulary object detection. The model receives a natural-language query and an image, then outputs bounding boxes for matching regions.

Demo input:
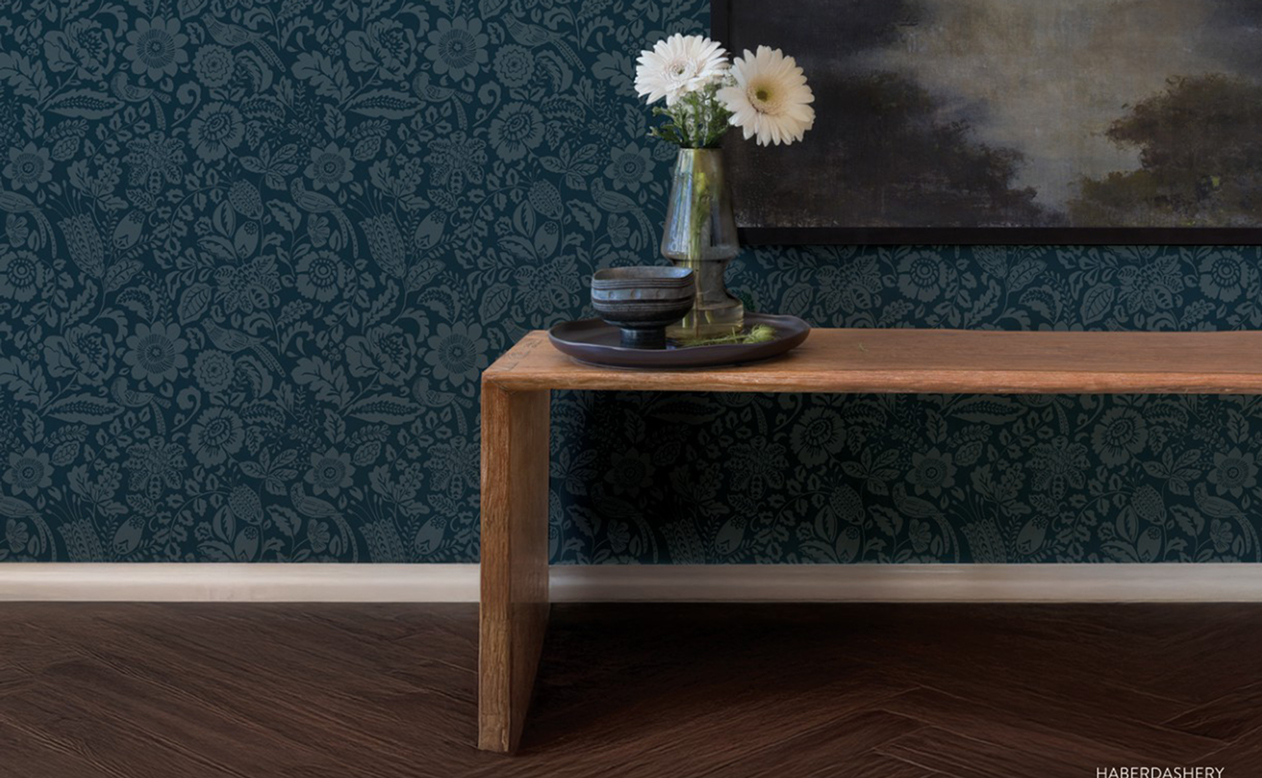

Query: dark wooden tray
[548,313,810,369]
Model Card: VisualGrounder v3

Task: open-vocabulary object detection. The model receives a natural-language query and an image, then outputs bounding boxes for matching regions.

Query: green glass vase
[661,148,744,340]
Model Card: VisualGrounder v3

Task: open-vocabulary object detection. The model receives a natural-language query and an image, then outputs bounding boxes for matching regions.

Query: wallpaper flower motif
[0,0,1259,566]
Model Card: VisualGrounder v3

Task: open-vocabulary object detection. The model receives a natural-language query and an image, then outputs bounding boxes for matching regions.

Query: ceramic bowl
[590,267,696,349]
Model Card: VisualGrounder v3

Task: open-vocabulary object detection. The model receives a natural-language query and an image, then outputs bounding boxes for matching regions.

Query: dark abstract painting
[716,0,1262,243]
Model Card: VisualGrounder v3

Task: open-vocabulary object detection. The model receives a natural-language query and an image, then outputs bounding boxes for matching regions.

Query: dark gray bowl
[591,266,695,349]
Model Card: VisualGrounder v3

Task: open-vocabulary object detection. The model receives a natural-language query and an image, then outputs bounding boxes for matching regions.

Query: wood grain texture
[484,329,1262,394]
[477,328,1262,752]
[479,381,551,753]
[2,603,1261,776]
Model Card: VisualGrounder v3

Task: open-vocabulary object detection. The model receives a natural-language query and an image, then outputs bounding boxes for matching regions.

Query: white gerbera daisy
[718,46,815,146]
[635,34,729,107]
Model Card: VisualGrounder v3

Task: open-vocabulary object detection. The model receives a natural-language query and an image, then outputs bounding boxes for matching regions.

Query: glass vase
[661,148,744,340]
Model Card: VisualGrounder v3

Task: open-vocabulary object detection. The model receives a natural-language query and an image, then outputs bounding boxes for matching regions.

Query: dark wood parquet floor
[0,603,1259,777]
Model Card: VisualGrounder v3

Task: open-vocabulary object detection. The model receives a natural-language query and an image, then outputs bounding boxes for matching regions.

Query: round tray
[548,313,810,369]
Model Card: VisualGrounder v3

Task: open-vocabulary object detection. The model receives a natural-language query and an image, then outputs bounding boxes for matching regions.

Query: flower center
[442,30,475,67]
[77,333,104,360]
[380,30,403,51]
[318,155,342,178]
[619,155,642,178]
[748,80,782,114]
[667,58,698,81]
[79,29,104,51]
[308,258,337,284]
[16,154,40,178]
[138,30,173,66]
[206,114,229,136]
[9,259,34,285]
[377,335,405,362]
[805,420,831,445]
[912,260,937,283]
[444,336,473,369]
[505,113,529,136]
[139,334,174,371]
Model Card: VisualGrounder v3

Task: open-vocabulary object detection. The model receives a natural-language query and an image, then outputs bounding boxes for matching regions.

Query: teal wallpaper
[0,0,1258,563]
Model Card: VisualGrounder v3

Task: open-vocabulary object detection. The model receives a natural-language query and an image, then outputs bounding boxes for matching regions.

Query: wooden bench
[477,328,1262,752]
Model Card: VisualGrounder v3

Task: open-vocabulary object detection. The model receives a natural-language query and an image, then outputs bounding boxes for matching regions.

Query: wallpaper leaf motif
[0,0,1258,565]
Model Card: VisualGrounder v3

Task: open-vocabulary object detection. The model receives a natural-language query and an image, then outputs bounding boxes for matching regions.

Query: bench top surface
[482,328,1262,394]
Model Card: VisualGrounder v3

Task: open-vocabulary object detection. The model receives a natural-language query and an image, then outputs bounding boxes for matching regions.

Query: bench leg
[479,383,551,753]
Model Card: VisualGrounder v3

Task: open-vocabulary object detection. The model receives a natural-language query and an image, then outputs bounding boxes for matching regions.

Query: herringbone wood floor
[0,603,1258,777]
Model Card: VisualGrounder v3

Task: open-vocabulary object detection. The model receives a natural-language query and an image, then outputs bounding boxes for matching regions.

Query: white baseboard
[0,563,481,603]
[0,563,1259,603]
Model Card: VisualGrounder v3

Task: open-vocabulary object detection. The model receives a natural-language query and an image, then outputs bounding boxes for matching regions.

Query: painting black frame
[711,0,1262,246]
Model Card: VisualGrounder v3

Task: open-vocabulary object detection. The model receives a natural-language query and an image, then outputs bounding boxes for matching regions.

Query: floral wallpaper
[0,0,1258,564]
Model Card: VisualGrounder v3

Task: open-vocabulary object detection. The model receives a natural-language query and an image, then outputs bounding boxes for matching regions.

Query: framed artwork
[713,0,1262,245]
